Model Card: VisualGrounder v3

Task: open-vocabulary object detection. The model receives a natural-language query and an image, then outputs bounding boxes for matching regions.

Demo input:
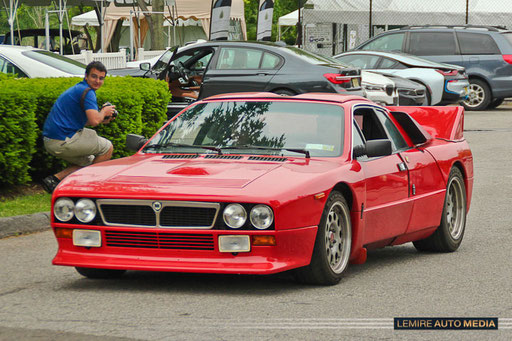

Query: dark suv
[356,25,512,110]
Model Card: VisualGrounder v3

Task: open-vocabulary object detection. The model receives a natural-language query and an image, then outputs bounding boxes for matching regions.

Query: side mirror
[139,62,151,71]
[365,139,392,157]
[126,134,148,151]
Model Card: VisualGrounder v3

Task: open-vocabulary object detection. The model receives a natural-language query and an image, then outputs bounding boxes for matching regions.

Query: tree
[243,0,299,45]
[136,0,165,50]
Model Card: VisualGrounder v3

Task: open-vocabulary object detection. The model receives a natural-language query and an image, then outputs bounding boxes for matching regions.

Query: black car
[111,41,363,116]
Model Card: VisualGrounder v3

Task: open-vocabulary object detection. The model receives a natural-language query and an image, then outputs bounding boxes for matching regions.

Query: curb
[0,212,51,239]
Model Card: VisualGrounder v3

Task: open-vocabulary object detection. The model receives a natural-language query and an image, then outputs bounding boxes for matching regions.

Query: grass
[0,184,51,218]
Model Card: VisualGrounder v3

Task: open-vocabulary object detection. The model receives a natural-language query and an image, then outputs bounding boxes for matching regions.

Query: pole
[369,0,373,38]
[9,0,15,45]
[129,10,134,60]
[466,0,469,24]
[297,0,301,47]
[100,0,105,52]
[45,10,50,51]
[59,0,63,54]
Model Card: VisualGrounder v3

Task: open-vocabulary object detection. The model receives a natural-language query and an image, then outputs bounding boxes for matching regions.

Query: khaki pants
[44,128,112,166]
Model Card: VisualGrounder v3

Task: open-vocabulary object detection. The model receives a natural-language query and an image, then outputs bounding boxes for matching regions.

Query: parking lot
[0,105,511,340]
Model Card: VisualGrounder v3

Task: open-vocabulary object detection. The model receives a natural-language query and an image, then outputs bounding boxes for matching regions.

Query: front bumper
[52,225,317,275]
[442,79,469,103]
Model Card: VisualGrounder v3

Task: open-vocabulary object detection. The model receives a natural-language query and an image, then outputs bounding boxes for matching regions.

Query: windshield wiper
[221,145,310,158]
[144,142,222,154]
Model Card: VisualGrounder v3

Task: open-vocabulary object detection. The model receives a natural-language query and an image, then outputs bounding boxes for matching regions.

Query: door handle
[397,162,407,172]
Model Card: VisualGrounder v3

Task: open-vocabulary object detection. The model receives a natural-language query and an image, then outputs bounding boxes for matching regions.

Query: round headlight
[54,198,75,222]
[74,199,97,223]
[223,204,247,229]
[250,205,274,230]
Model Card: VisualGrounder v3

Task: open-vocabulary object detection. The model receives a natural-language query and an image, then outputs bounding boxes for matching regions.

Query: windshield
[22,50,85,74]
[153,48,175,73]
[145,101,344,157]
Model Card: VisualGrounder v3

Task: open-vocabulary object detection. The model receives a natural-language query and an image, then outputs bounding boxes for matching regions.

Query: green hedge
[0,76,170,186]
[0,88,37,185]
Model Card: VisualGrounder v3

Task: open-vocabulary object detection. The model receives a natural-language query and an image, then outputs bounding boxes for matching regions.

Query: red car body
[51,93,473,283]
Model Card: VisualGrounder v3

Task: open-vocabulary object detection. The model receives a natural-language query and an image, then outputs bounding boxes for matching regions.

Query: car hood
[55,154,343,200]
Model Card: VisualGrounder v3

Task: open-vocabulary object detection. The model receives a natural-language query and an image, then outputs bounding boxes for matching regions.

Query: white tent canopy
[278,9,298,27]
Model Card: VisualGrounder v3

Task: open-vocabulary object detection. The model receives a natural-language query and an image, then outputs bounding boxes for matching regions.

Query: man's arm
[85,105,116,126]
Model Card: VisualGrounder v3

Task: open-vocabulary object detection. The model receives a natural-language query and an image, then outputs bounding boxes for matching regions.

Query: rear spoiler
[386,106,465,142]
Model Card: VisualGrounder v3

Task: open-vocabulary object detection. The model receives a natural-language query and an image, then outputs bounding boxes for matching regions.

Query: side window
[0,55,27,77]
[336,54,380,68]
[261,52,281,69]
[457,32,500,55]
[373,109,408,151]
[409,32,457,56]
[217,47,263,70]
[360,33,405,52]
[378,57,408,69]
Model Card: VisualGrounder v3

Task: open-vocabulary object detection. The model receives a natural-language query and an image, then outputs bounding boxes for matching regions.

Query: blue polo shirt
[43,79,99,140]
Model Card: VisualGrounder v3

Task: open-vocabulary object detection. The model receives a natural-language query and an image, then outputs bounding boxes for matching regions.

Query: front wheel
[487,97,504,109]
[294,191,352,285]
[413,167,467,252]
[462,79,491,111]
[75,267,126,279]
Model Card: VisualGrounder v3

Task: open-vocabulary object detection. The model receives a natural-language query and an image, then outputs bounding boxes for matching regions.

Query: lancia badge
[152,201,162,212]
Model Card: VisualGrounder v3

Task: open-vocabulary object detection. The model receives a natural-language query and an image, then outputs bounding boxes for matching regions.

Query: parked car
[354,25,512,110]
[110,41,364,116]
[50,92,473,285]
[362,70,426,106]
[361,70,397,105]
[381,72,427,105]
[334,50,468,106]
[0,45,85,78]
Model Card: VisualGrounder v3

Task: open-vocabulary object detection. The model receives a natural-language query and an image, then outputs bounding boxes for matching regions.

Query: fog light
[218,235,250,252]
[73,229,101,247]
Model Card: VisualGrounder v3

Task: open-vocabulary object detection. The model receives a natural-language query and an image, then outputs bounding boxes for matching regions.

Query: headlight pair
[223,204,274,230]
[54,198,96,223]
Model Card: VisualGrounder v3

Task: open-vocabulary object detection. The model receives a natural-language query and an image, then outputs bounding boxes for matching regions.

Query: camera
[103,102,118,118]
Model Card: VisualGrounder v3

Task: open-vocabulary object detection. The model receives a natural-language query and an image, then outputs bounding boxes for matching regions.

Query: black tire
[462,79,491,111]
[272,89,296,96]
[487,97,504,109]
[413,167,467,252]
[294,191,352,285]
[423,88,432,106]
[75,267,126,279]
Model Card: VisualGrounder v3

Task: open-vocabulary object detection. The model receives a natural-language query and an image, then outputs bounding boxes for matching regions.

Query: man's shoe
[42,175,60,194]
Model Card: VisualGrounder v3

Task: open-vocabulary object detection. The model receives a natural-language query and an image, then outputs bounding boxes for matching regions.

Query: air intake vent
[248,156,287,162]
[162,154,198,159]
[105,231,215,250]
[204,155,243,160]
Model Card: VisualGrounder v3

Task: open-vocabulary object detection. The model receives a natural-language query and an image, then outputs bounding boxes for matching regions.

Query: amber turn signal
[55,228,73,239]
[252,235,276,246]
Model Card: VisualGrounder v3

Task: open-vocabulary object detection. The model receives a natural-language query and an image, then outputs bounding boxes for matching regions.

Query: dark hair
[85,61,107,76]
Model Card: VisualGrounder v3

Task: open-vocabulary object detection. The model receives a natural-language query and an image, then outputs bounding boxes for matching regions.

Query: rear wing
[387,106,465,142]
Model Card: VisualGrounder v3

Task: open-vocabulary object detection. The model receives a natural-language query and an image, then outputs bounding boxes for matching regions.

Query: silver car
[334,50,469,105]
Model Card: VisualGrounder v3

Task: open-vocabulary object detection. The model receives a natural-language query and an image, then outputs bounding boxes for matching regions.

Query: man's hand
[101,104,117,123]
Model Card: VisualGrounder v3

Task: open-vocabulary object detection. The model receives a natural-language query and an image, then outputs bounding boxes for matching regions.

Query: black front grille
[160,206,217,227]
[105,230,214,250]
[101,205,156,226]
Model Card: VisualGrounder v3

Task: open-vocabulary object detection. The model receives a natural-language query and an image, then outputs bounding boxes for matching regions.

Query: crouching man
[41,61,117,193]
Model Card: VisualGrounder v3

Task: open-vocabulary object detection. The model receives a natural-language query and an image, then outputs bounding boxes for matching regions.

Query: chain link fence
[301,0,512,56]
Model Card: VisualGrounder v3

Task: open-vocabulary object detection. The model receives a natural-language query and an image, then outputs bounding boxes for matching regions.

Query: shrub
[0,76,171,184]
[0,87,37,185]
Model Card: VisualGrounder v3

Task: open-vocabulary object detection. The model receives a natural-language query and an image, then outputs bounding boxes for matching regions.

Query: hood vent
[162,154,198,159]
[204,155,243,160]
[248,156,287,162]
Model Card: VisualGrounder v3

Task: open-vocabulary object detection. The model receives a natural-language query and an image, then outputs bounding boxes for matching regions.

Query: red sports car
[51,92,473,285]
